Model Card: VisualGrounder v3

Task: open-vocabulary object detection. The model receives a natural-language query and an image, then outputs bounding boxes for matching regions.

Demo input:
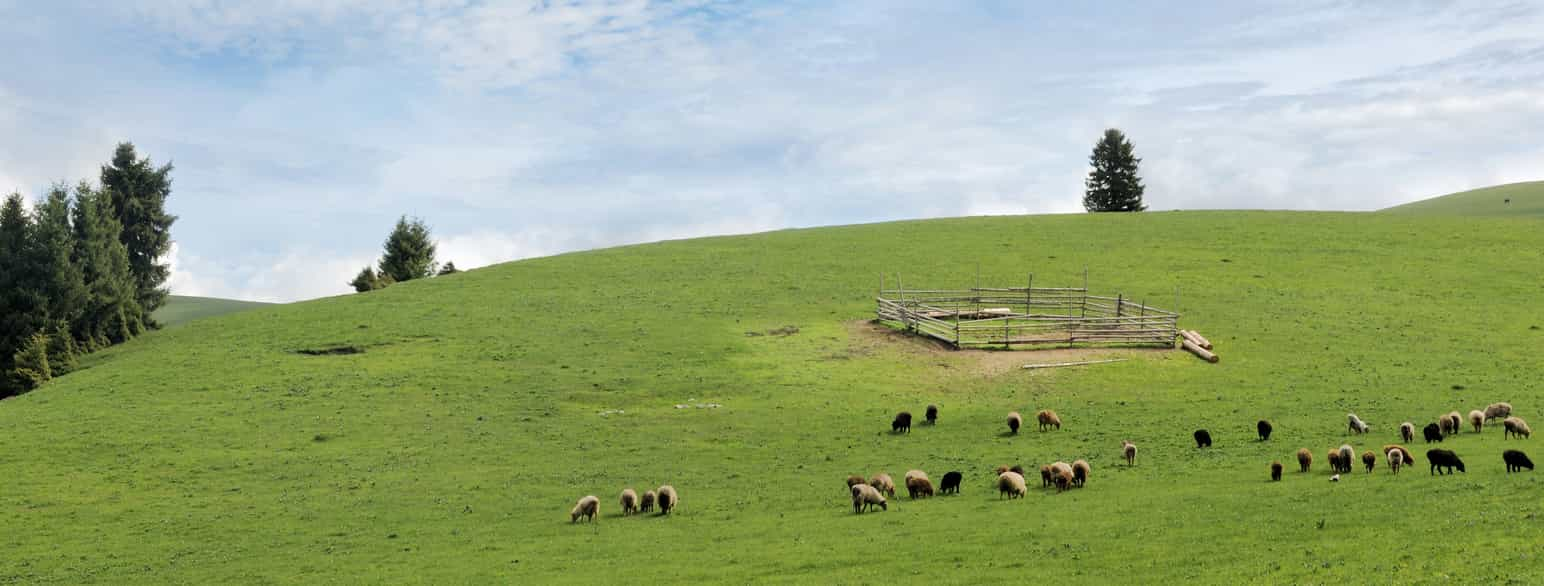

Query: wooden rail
[876,285,1180,349]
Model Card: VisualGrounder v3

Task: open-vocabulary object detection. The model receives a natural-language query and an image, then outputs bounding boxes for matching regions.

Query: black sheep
[1270,461,1283,481]
[892,412,912,433]
[1427,449,1465,475]
[1503,450,1534,473]
[925,404,939,425]
[1423,423,1443,443]
[1257,420,1273,441]
[940,471,963,495]
[1194,429,1212,448]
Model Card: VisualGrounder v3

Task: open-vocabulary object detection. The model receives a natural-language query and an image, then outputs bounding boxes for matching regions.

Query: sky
[2,1,1542,302]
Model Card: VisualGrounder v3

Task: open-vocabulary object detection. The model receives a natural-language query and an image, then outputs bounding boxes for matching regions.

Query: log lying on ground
[1182,339,1219,363]
[1180,330,1212,350]
[1022,358,1128,370]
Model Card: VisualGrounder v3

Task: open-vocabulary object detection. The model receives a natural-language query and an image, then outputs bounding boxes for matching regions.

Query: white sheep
[869,473,896,497]
[620,488,639,516]
[1485,402,1513,422]
[851,483,887,513]
[1388,448,1404,475]
[997,471,1027,499]
[1504,416,1532,440]
[1347,413,1370,435]
[570,495,599,523]
[656,485,678,515]
[1468,410,1485,433]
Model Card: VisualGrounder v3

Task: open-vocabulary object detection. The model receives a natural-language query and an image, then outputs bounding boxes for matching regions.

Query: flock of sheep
[569,485,677,523]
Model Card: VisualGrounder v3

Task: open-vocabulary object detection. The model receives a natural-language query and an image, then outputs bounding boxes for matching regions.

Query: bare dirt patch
[845,320,1172,378]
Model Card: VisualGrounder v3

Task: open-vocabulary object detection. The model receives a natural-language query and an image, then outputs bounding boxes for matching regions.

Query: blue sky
[2,1,1542,301]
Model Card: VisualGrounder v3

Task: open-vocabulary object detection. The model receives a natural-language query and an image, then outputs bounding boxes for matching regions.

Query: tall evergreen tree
[377,216,437,283]
[0,193,47,397]
[33,184,88,328]
[1082,128,1147,212]
[71,184,142,348]
[101,142,177,321]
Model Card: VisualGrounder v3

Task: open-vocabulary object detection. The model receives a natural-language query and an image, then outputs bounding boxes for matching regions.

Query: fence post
[1116,293,1123,317]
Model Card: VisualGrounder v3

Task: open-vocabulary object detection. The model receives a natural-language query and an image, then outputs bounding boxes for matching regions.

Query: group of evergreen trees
[349,216,456,293]
[0,143,175,397]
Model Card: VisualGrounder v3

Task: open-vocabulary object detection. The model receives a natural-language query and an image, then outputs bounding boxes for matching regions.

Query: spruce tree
[33,184,88,328]
[101,142,177,321]
[438,261,458,276]
[45,322,79,376]
[1082,128,1147,212]
[9,332,51,393]
[72,184,142,347]
[349,266,381,293]
[0,193,47,397]
[377,216,437,283]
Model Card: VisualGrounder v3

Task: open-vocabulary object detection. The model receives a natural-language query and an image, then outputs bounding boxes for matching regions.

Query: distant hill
[152,295,273,327]
[1383,180,1544,216]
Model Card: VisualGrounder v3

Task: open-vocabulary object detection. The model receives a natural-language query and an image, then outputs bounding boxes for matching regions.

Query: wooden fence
[875,286,1179,349]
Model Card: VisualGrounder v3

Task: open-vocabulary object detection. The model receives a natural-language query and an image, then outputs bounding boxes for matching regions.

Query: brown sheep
[1122,440,1137,466]
[1007,411,1022,434]
[1050,462,1074,493]
[1388,448,1404,475]
[997,471,1027,499]
[570,495,600,523]
[869,473,896,497]
[656,485,678,515]
[1297,448,1312,473]
[1381,445,1416,466]
[1270,461,1283,481]
[845,475,865,489]
[1071,459,1090,487]
[1504,416,1532,439]
[1039,465,1053,487]
[620,488,639,516]
[1442,412,1462,436]
[904,470,934,499]
[1326,448,1341,474]
[640,490,656,513]
[1468,410,1485,433]
[1362,450,1376,473]
[1037,409,1062,431]
[1485,402,1512,421]
[1399,422,1415,443]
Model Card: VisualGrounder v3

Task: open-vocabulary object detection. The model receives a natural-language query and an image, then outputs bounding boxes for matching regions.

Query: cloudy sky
[3,1,1542,302]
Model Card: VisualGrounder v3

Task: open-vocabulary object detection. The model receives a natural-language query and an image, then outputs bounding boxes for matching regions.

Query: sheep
[620,488,639,516]
[1327,448,1342,474]
[1007,411,1022,435]
[869,473,896,497]
[1257,420,1273,441]
[640,490,656,513]
[1071,459,1090,488]
[570,495,600,523]
[1122,440,1137,466]
[904,470,934,499]
[845,474,866,489]
[1485,402,1512,422]
[940,471,963,495]
[1270,461,1283,481]
[1297,448,1312,473]
[1050,462,1074,493]
[1426,450,1465,475]
[1339,445,1355,474]
[892,411,912,433]
[1503,449,1534,473]
[1388,449,1403,475]
[1037,409,1062,431]
[997,471,1027,499]
[852,483,887,513]
[1009,465,1026,477]
[1504,416,1532,439]
[1194,429,1212,448]
[925,404,939,425]
[1381,445,1416,466]
[1468,410,1485,433]
[1362,450,1376,473]
[1400,422,1415,443]
[1423,423,1443,443]
[1442,411,1462,436]
[656,485,678,515]
[1347,413,1370,435]
[1039,465,1053,487]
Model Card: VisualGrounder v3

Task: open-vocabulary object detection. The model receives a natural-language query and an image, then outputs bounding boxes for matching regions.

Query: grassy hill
[152,295,274,327]
[4,211,1544,582]
[1384,180,1544,216]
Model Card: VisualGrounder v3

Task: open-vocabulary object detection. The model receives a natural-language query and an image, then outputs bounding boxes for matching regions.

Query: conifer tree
[101,142,177,321]
[1083,128,1147,212]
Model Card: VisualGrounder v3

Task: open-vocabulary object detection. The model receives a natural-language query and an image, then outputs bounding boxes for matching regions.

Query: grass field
[4,211,1544,583]
[151,295,274,328]
[1385,180,1544,216]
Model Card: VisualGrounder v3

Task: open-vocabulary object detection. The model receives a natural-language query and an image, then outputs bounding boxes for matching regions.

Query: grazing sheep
[1423,423,1443,443]
[1347,413,1370,435]
[1270,461,1283,481]
[925,404,939,425]
[1039,465,1053,488]
[1257,420,1273,441]
[1050,462,1074,493]
[1381,445,1416,466]
[656,485,678,515]
[1468,410,1485,433]
[1194,429,1212,448]
[997,471,1027,499]
[940,471,963,495]
[1503,450,1534,473]
[1441,412,1461,436]
[571,495,600,523]
[1400,422,1415,443]
[1485,402,1512,422]
[1362,450,1376,473]
[892,411,913,433]
[1327,449,1342,474]
[845,474,866,489]
[1009,465,1026,477]
[1122,440,1137,466]
[1071,460,1090,488]
[904,470,934,499]
[640,490,656,513]
[1388,449,1403,475]
[869,473,896,497]
[1426,450,1465,475]
[1297,448,1313,473]
[852,483,887,513]
[1504,416,1532,439]
[1007,411,1022,435]
[1339,445,1355,474]
[620,488,639,516]
[1037,409,1062,431]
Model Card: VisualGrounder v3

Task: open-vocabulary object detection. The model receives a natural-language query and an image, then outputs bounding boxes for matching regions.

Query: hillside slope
[152,295,274,327]
[4,211,1544,583]
[1384,180,1544,216]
